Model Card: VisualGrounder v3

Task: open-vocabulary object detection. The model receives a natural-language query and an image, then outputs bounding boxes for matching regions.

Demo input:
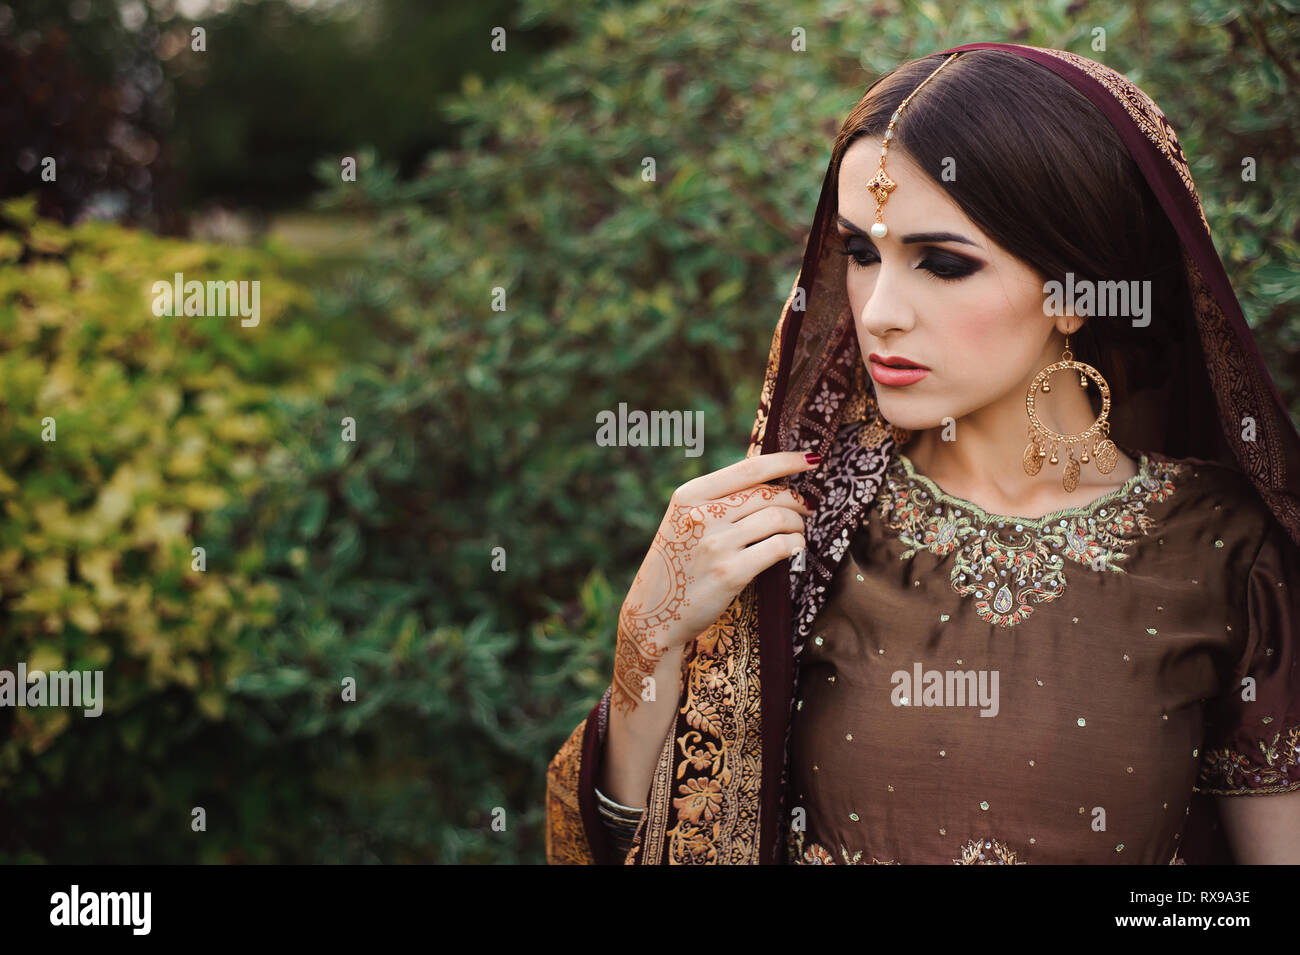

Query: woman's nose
[858,265,916,337]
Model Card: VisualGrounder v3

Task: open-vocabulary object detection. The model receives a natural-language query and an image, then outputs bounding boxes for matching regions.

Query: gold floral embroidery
[954,837,1024,864]
[662,587,764,864]
[747,303,785,456]
[787,828,897,865]
[1182,254,1295,532]
[1196,722,1300,795]
[544,715,597,864]
[873,453,1182,628]
[789,830,1184,864]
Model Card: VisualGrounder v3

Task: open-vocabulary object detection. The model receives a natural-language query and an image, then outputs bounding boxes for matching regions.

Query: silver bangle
[595,785,645,821]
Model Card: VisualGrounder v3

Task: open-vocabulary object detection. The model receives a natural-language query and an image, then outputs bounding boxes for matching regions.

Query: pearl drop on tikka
[870,222,888,238]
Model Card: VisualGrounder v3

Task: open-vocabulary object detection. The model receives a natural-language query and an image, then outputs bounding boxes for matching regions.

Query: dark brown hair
[832,50,1224,460]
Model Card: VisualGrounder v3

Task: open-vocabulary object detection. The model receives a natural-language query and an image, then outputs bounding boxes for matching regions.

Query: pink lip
[869,354,929,387]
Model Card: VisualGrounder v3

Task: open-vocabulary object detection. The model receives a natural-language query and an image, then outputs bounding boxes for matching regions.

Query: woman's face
[836,139,1062,432]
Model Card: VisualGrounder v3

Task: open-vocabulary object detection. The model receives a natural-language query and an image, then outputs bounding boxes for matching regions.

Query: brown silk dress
[785,447,1300,865]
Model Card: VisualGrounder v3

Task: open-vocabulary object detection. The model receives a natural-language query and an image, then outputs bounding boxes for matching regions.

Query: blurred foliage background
[0,0,1296,863]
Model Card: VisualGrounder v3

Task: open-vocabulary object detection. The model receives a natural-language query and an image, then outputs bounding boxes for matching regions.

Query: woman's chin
[875,405,933,433]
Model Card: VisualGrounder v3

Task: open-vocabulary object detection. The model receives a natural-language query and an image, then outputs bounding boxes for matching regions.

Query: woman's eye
[919,253,981,281]
[836,238,982,280]
[836,240,878,269]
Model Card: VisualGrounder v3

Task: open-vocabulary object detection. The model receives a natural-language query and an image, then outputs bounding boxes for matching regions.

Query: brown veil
[546,42,1300,865]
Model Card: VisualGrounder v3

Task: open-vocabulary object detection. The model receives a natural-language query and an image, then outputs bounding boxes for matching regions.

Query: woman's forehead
[837,144,972,228]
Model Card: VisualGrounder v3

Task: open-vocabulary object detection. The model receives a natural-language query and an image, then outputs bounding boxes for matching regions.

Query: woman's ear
[1057,312,1089,338]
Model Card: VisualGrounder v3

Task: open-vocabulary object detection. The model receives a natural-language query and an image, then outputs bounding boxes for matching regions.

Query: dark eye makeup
[834,235,983,281]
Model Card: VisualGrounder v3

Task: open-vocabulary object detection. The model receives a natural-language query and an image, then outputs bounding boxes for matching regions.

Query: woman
[546,42,1300,864]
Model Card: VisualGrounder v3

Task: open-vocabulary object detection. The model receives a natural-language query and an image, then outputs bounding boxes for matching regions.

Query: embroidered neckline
[872,451,1184,628]
[894,452,1153,526]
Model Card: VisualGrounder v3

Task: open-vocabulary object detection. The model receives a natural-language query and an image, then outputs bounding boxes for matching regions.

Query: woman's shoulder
[1141,447,1287,541]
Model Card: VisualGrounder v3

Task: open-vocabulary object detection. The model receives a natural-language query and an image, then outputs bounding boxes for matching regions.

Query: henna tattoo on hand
[611,611,668,716]
[611,485,792,715]
[612,501,703,715]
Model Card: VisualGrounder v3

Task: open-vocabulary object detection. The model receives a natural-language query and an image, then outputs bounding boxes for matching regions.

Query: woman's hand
[611,450,821,715]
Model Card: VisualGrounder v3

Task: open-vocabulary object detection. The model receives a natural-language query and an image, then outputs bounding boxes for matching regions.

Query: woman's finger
[727,531,807,587]
[693,483,813,525]
[721,505,807,550]
[677,450,821,505]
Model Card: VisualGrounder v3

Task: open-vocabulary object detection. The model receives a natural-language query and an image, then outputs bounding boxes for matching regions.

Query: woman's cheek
[948,306,1010,354]
[847,275,874,322]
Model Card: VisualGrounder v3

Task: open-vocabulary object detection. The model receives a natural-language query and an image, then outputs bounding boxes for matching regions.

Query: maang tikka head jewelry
[1023,331,1120,492]
[866,52,961,239]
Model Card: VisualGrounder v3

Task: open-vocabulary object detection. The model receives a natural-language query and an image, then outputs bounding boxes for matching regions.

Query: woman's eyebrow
[836,215,978,247]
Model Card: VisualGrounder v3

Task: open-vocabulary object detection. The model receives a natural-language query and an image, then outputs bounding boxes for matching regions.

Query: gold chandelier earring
[1023,332,1118,492]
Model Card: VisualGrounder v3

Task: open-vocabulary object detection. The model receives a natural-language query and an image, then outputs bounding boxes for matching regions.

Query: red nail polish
[805,453,822,466]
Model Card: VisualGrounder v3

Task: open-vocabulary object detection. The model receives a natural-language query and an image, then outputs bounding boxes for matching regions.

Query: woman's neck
[899,382,1138,516]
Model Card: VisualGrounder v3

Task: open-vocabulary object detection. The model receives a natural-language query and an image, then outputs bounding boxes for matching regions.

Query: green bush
[0,194,347,861]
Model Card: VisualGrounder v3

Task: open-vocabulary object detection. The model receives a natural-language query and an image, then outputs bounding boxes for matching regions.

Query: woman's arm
[1216,791,1300,863]
[600,643,686,807]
